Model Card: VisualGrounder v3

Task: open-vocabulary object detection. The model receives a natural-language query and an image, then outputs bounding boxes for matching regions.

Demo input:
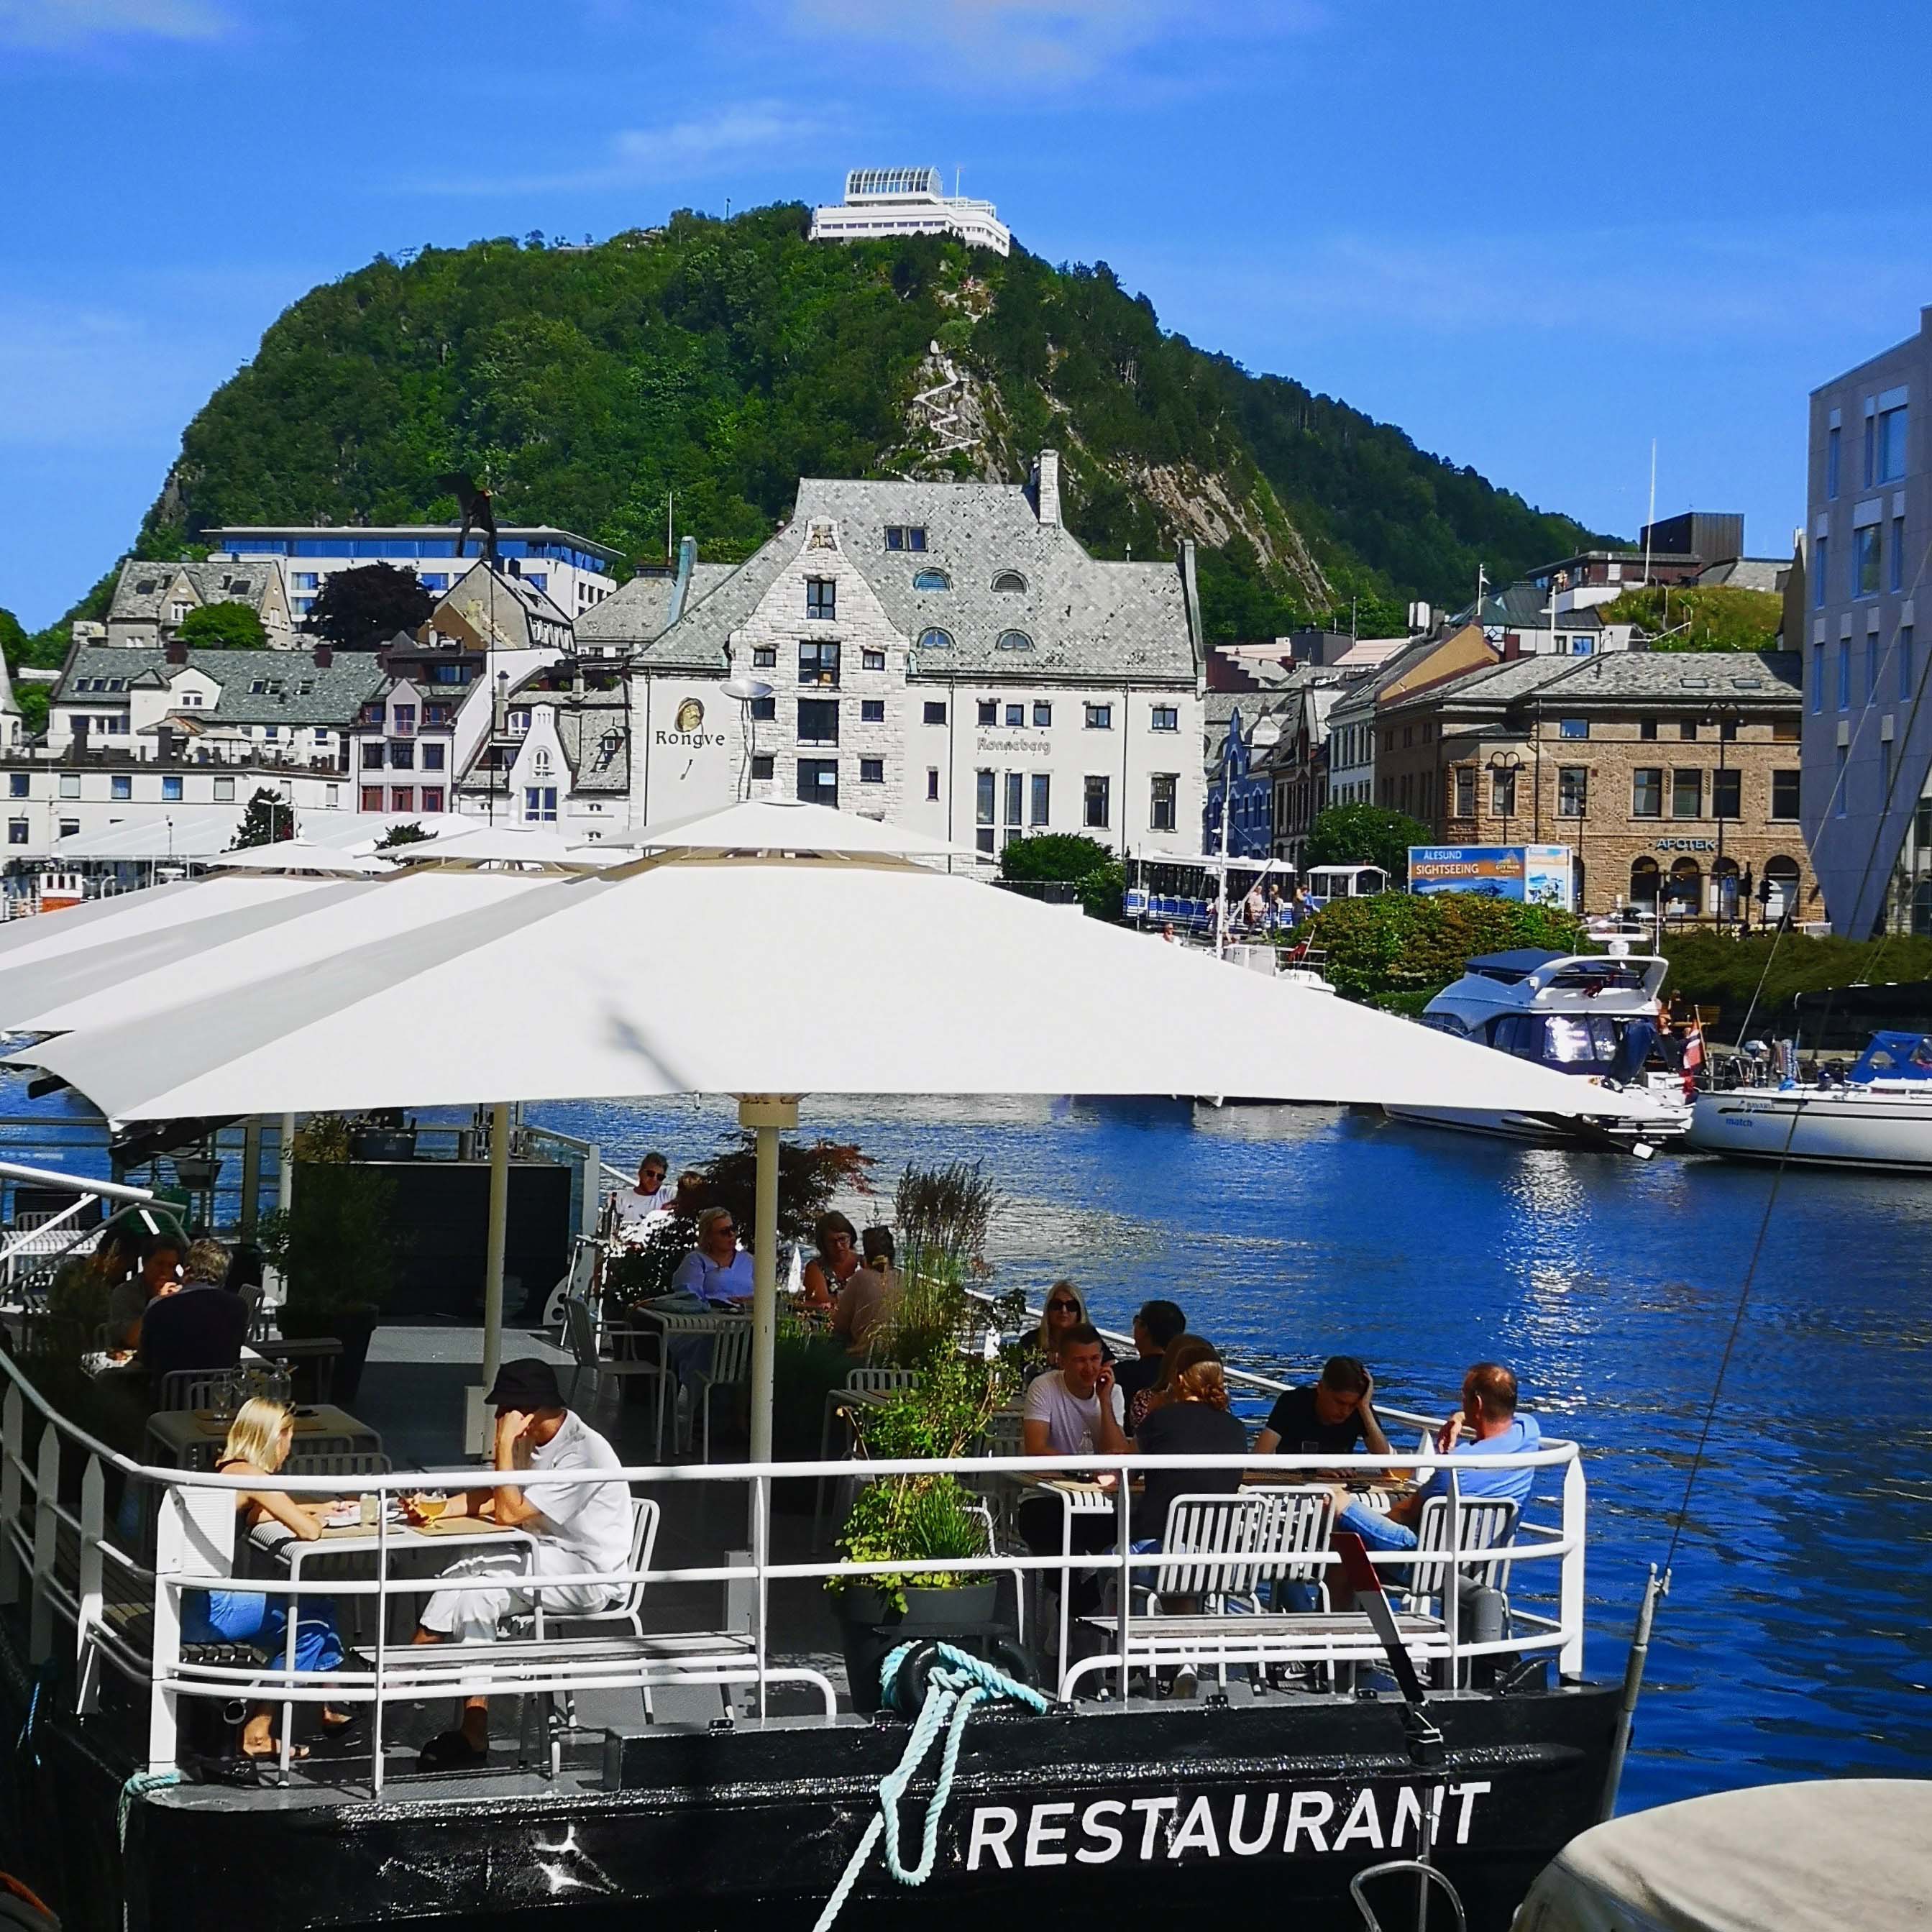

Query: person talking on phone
[1017,1326,1127,1624]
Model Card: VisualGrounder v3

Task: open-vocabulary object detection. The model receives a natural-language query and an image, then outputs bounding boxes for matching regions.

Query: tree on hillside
[1598,585,1783,652]
[1303,803,1434,884]
[176,600,266,649]
[230,787,293,850]
[0,607,25,666]
[304,564,432,649]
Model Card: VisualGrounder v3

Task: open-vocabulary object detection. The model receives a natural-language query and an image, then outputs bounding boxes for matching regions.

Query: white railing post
[582,1141,602,1239]
[0,1385,22,1605]
[753,1475,770,1719]
[77,1455,104,1712]
[1560,1454,1586,1678]
[149,1482,233,1776]
[29,1427,60,1663]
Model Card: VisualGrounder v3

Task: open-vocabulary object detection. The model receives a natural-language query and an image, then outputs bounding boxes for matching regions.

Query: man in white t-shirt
[608,1152,674,1231]
[1019,1327,1127,1616]
[411,1358,633,1770]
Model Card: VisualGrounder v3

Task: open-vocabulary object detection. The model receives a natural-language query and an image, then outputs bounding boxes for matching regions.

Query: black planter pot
[275,1305,379,1406]
[833,1581,1002,1714]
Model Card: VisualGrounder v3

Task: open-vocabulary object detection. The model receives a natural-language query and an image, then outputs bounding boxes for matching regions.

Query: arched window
[994,630,1034,651]
[1629,857,1660,907]
[1764,855,1800,922]
[532,748,552,778]
[917,627,953,651]
[992,570,1027,593]
[913,568,950,591]
[1711,856,1741,921]
[1667,857,1702,916]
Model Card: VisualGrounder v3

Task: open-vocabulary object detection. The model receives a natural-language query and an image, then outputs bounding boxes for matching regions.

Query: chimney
[1033,449,1062,528]
[313,643,334,669]
[165,640,188,667]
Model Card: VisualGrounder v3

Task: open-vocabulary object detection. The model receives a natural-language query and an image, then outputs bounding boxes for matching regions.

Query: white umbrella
[208,841,388,876]
[630,797,974,860]
[13,843,1671,1454]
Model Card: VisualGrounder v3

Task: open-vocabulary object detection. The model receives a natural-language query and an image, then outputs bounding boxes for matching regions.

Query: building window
[1491,767,1516,816]
[1854,525,1882,598]
[1814,537,1827,608]
[1771,769,1800,820]
[1713,769,1741,820]
[798,757,838,807]
[1454,766,1476,818]
[6,823,23,847]
[1002,772,1023,831]
[110,775,131,800]
[917,628,953,652]
[390,741,415,769]
[975,768,995,854]
[1639,718,1658,741]
[992,571,1026,593]
[390,786,415,812]
[361,785,383,811]
[1033,702,1052,728]
[422,743,445,770]
[293,572,319,592]
[1672,769,1702,818]
[58,774,79,800]
[1558,718,1588,740]
[1084,702,1112,731]
[159,774,184,802]
[5,774,22,799]
[1826,422,1841,499]
[797,698,840,746]
[1030,772,1050,826]
[393,705,416,736]
[860,757,884,784]
[805,578,836,622]
[861,648,887,672]
[1877,400,1908,484]
[170,601,190,624]
[422,787,444,812]
[752,646,777,668]
[1867,633,1880,702]
[977,700,997,726]
[884,526,927,552]
[913,568,949,591]
[1677,720,1697,741]
[524,786,557,823]
[994,630,1033,652]
[1837,640,1851,710]
[1084,774,1111,829]
[1557,766,1588,818]
[1812,641,1823,714]
[508,708,531,735]
[799,639,840,687]
[1004,703,1023,728]
[1150,773,1177,832]
[923,700,947,726]
[531,748,551,778]
[750,696,776,722]
[58,819,78,840]
[926,767,940,802]
[1570,636,1594,655]
[1632,767,1662,818]
[861,698,886,724]
[1151,705,1178,733]
[1901,626,1915,700]
[1834,742,1847,817]
[751,754,775,782]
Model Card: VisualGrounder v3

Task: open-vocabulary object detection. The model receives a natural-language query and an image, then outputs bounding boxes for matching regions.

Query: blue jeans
[1337,1499,1419,1552]
[182,1588,344,1676]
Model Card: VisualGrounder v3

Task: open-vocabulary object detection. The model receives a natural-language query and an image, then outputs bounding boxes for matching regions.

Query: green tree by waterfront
[1303,802,1434,885]
[1308,892,1582,1004]
[230,787,293,849]
[175,600,267,649]
[999,833,1125,920]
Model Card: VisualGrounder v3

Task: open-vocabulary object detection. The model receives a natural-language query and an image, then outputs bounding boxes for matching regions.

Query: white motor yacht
[1389,947,1693,1146]
[1686,1030,1932,1171]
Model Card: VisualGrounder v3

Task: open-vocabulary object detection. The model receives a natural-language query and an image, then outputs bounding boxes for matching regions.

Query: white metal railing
[0,1345,1586,1800]
[0,1161,162,1298]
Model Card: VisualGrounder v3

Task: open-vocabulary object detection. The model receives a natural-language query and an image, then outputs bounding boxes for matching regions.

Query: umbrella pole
[738,1096,799,1465]
[483,1102,510,1391]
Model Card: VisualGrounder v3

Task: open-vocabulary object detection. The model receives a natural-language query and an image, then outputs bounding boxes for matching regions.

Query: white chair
[1149,1493,1275,1615]
[156,1364,293,1413]
[688,1323,754,1463]
[1403,1493,1519,1618]
[564,1298,661,1413]
[519,1496,662,1732]
[1245,1484,1337,1610]
[812,1368,922,1545]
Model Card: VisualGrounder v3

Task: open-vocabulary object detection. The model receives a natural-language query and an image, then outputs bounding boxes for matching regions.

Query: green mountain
[113,205,1609,646]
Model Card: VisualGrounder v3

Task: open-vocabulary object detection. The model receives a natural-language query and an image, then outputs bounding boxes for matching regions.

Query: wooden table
[145,1403,380,1472]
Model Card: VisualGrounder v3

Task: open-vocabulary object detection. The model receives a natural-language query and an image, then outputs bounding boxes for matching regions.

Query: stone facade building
[1375,650,1812,924]
[96,559,296,650]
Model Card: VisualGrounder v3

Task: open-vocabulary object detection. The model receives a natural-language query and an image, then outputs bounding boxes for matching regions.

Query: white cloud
[0,0,228,49]
[784,0,1323,83]
[416,101,830,196]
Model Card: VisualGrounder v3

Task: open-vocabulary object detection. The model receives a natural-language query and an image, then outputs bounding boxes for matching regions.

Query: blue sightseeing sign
[1407,844,1575,910]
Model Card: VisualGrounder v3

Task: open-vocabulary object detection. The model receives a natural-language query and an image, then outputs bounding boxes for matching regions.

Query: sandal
[416,1729,487,1772]
[242,1741,308,1762]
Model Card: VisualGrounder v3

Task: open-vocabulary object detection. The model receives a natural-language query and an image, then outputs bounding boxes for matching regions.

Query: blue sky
[2,0,1927,628]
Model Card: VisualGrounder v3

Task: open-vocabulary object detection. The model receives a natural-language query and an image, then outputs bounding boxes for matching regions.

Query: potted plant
[257,1117,403,1405]
[829,1347,1016,1712]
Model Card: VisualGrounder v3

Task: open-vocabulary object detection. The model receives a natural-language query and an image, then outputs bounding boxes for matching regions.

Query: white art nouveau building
[576,452,1205,863]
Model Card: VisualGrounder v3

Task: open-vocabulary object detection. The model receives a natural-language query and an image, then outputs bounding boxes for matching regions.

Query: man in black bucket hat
[409,1358,633,1771]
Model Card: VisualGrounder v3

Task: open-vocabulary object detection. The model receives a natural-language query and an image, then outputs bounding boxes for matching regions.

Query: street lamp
[1703,702,1741,923]
[1487,750,1522,848]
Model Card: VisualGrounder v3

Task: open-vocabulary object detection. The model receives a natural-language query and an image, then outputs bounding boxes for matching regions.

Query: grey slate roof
[1533,649,1800,702]
[644,477,1199,685]
[553,697,631,794]
[109,559,283,621]
[572,564,736,652]
[434,563,573,646]
[1696,557,1788,592]
[56,645,382,725]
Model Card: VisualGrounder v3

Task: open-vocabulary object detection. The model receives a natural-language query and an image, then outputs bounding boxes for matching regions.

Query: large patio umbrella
[12,802,1671,1457]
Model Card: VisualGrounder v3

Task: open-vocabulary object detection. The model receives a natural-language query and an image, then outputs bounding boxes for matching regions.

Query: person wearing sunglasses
[667,1207,754,1309]
[610,1152,675,1235]
[1023,1281,1112,1383]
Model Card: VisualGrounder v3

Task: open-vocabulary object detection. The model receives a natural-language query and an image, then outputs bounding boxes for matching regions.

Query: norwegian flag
[1681,1018,1705,1096]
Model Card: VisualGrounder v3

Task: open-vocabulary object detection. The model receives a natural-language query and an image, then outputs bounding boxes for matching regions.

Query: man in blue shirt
[1336,1362,1540,1554]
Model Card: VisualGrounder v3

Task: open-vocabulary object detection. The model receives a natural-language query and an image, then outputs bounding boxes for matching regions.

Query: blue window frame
[1902,626,1915,701]
[1892,517,1905,595]
[1811,641,1823,713]
[162,776,183,801]
[1867,633,1880,702]
[1826,424,1840,499]
[1854,525,1881,598]
[1815,536,1828,608]
[1837,641,1851,710]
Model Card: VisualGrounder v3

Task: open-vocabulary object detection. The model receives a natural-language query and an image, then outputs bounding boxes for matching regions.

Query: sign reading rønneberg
[1407,845,1574,911]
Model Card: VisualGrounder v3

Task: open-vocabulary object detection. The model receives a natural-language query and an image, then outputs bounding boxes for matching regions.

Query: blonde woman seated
[1022,1280,1112,1382]
[183,1397,352,1762]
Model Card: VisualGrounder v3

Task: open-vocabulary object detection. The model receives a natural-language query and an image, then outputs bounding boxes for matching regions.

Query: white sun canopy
[627,797,974,860]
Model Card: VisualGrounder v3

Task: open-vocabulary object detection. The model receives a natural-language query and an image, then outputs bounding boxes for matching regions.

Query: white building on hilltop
[809,168,1011,255]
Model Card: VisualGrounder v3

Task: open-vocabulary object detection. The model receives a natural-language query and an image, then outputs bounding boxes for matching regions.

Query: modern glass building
[808,168,1012,255]
[1802,306,1931,934]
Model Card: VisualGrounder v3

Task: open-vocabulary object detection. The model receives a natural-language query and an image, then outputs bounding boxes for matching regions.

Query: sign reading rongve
[1408,845,1574,911]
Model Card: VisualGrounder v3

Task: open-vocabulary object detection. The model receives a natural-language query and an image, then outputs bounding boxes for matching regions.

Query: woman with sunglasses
[667,1207,754,1308]
[1022,1281,1112,1382]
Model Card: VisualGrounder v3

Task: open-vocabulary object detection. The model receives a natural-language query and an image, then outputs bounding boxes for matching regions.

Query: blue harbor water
[9,1083,1931,1813]
[533,1092,1932,1816]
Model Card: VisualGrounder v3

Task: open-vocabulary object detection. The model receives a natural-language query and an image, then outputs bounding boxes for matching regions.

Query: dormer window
[917,628,953,651]
[995,629,1034,651]
[992,571,1027,593]
[884,526,928,552]
[913,568,950,591]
